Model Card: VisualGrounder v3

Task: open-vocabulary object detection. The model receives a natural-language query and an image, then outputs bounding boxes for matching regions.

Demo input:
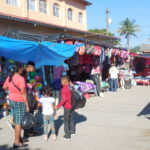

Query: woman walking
[3,62,29,148]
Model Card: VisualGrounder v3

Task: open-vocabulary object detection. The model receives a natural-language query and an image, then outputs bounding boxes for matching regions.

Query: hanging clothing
[100,48,105,64]
[53,66,64,80]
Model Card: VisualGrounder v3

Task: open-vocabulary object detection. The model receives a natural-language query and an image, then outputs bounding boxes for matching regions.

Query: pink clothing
[91,66,100,75]
[119,71,125,80]
[3,74,26,102]
[53,66,64,80]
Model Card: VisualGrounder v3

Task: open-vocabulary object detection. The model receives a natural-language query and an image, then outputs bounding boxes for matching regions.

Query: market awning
[0,36,77,67]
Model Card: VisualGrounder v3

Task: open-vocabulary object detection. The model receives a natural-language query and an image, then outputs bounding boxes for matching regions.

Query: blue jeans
[110,78,118,91]
[43,114,55,135]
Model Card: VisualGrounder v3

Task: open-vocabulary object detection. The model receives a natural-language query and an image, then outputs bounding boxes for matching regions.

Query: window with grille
[27,0,35,11]
[6,0,19,6]
[78,12,83,23]
[53,3,59,17]
[39,0,47,14]
[68,8,73,21]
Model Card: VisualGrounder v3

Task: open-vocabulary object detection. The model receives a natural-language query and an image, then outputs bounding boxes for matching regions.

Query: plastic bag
[71,87,86,110]
[27,90,36,108]
[21,112,36,129]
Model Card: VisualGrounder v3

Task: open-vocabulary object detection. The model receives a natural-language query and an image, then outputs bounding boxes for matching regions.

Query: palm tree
[118,18,140,50]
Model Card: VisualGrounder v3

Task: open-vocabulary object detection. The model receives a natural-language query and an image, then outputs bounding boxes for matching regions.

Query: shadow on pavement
[33,110,87,137]
[0,144,41,150]
[55,111,87,136]
[137,102,150,119]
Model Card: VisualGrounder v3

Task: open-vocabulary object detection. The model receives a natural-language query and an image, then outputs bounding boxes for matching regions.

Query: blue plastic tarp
[0,36,76,67]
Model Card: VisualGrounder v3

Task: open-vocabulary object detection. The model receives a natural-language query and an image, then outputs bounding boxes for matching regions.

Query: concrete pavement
[0,86,150,150]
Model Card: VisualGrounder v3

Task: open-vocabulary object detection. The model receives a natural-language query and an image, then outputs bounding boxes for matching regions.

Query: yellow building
[0,0,118,44]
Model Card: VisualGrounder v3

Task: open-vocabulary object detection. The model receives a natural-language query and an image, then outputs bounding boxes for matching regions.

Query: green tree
[89,28,114,36]
[118,18,140,50]
[130,45,140,53]
[89,28,119,45]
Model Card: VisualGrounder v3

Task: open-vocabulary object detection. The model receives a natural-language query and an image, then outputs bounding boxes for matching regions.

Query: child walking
[55,76,75,140]
[39,85,57,141]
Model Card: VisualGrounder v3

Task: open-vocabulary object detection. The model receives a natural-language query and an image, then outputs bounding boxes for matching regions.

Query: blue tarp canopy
[0,36,76,67]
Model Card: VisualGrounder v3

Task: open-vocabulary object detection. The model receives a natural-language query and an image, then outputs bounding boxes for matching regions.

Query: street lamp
[106,8,112,35]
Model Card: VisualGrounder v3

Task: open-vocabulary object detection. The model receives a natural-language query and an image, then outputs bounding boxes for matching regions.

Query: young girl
[39,85,57,141]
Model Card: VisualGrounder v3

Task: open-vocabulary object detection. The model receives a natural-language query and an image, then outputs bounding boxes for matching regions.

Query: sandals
[13,143,28,149]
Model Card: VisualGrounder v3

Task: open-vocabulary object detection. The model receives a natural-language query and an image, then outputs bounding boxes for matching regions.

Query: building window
[78,12,83,23]
[53,3,59,17]
[68,8,73,21]
[6,0,19,6]
[27,0,35,11]
[39,0,47,14]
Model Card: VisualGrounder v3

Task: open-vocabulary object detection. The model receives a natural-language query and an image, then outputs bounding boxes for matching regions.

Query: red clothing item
[58,85,72,109]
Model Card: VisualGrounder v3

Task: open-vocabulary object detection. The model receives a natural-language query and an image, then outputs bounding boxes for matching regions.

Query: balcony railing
[39,1,47,14]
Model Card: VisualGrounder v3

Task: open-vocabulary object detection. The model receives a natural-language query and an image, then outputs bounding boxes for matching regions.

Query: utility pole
[106,8,111,35]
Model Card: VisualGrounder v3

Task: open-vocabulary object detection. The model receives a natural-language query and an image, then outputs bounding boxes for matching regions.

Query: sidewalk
[0,86,150,150]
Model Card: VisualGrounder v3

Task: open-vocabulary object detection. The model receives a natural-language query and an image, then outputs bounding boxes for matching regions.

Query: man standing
[109,63,119,92]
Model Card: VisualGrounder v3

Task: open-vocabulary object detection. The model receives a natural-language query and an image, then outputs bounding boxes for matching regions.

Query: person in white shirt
[109,63,119,91]
[39,85,57,141]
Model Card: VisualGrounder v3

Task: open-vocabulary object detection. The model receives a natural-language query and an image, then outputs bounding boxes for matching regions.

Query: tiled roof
[80,0,92,5]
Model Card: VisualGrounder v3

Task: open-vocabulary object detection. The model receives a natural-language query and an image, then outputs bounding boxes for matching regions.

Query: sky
[87,0,150,48]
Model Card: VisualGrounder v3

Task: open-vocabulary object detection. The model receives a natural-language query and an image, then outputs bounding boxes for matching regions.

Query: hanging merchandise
[70,53,78,66]
[93,46,101,56]
[62,63,69,76]
[108,48,112,58]
[117,50,121,57]
[115,49,119,56]
[100,48,106,64]
[84,64,91,74]
[78,46,86,55]
[120,50,126,58]
[52,79,62,91]
[77,65,83,74]
[124,51,129,59]
[86,45,95,54]
[78,55,84,65]
[83,55,93,64]
[65,41,73,45]
[105,48,109,57]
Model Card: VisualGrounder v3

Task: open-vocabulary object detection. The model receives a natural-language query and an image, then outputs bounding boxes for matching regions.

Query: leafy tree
[89,28,114,36]
[118,18,140,50]
[130,45,141,53]
[89,28,119,45]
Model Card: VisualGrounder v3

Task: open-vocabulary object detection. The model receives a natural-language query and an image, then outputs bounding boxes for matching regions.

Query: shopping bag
[21,112,36,129]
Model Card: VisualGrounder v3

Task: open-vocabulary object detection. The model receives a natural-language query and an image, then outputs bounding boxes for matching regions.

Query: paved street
[0,86,150,150]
